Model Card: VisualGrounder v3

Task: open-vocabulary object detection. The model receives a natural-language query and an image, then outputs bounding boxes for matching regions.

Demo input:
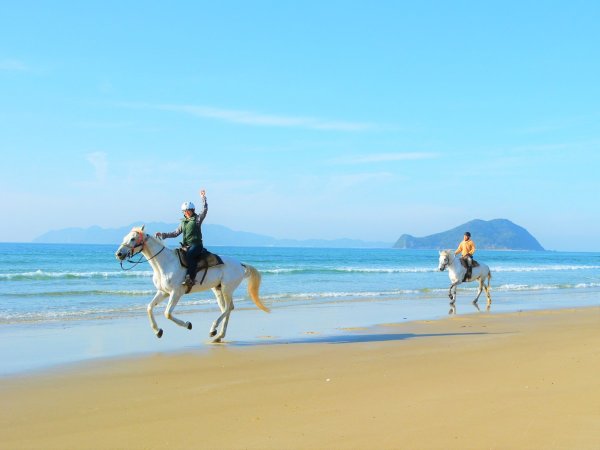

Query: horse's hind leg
[212,286,235,343]
[164,292,193,330]
[148,291,168,337]
[209,285,226,338]
[485,274,492,311]
[215,290,235,342]
[472,279,484,311]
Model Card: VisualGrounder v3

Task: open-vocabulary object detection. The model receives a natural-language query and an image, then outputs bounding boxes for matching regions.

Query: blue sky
[1,1,599,251]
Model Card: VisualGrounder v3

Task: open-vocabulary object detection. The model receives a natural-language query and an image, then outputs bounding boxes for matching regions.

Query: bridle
[119,229,165,271]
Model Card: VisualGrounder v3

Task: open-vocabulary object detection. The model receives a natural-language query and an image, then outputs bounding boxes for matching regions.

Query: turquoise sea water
[1,243,599,375]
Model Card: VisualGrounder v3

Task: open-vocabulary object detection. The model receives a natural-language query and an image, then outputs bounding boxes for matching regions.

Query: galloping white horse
[115,226,270,343]
[438,249,492,314]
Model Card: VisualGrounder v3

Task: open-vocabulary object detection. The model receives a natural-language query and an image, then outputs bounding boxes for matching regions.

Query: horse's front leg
[164,291,193,330]
[448,281,459,314]
[148,291,169,338]
[448,281,460,302]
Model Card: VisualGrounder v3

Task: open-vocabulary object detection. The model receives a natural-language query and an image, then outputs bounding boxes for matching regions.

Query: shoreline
[1,306,599,449]
[2,288,599,377]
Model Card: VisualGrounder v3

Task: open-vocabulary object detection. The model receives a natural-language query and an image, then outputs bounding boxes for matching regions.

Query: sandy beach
[1,306,599,449]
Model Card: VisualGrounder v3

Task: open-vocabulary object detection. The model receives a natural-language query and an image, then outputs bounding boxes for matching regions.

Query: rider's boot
[463,268,470,282]
[182,274,194,293]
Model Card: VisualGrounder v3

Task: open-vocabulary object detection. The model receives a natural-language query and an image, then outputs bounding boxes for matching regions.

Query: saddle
[459,258,479,269]
[460,257,479,282]
[176,248,224,285]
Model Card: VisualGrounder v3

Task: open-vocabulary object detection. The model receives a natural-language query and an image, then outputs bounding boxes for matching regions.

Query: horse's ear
[141,224,145,231]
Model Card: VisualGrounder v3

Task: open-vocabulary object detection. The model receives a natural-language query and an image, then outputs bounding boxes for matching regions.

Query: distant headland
[33,223,392,248]
[393,219,545,251]
[32,218,543,250]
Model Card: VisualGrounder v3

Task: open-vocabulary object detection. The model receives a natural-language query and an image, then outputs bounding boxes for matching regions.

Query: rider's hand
[200,189,206,198]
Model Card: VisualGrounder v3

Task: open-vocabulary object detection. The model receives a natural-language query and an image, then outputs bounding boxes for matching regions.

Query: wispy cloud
[77,121,137,129]
[331,171,394,184]
[86,152,108,182]
[121,102,377,132]
[0,59,28,71]
[162,104,375,131]
[337,152,439,164]
[507,139,600,153]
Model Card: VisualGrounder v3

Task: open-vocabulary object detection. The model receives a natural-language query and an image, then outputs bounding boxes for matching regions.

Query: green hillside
[394,219,545,251]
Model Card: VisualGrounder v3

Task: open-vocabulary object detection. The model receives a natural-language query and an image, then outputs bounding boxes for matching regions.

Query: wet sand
[1,307,599,449]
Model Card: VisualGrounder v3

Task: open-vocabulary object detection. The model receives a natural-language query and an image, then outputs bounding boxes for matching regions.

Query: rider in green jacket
[156,189,208,288]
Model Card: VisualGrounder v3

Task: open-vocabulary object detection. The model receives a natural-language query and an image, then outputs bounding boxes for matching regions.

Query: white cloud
[337,152,439,164]
[509,140,600,153]
[334,171,394,182]
[121,102,376,132]
[160,104,376,131]
[86,152,108,182]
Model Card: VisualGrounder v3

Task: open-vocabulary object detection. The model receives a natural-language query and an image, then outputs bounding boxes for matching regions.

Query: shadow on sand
[228,331,490,347]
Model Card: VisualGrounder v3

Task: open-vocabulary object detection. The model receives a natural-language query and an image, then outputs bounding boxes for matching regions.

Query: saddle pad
[460,258,480,269]
[176,248,224,270]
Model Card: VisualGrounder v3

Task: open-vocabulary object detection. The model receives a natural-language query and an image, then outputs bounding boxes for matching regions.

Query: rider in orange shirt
[455,231,476,279]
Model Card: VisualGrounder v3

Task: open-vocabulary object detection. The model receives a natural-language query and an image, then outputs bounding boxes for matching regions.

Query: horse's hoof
[186,322,192,330]
[157,329,163,338]
[212,337,222,343]
[209,330,217,337]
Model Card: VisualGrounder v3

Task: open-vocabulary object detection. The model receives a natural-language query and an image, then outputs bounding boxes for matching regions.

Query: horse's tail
[242,264,270,313]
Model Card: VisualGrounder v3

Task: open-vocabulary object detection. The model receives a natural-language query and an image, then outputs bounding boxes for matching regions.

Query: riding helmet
[181,201,195,211]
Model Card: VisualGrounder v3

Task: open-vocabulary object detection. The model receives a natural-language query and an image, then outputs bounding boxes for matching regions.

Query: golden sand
[1,307,599,449]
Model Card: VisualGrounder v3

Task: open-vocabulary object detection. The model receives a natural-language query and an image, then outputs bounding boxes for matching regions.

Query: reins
[119,233,166,271]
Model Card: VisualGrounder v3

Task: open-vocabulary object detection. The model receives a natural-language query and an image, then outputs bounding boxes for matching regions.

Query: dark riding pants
[185,244,204,280]
[462,255,473,281]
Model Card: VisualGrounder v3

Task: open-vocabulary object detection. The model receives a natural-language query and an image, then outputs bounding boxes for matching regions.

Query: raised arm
[197,189,208,223]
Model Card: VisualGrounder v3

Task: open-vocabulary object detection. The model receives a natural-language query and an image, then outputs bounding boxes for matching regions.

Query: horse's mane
[131,226,154,243]
[440,249,453,256]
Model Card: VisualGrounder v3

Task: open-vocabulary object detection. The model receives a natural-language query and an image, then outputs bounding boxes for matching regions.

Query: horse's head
[115,225,147,261]
[438,250,453,271]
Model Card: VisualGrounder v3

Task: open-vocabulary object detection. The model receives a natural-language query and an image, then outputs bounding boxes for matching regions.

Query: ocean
[1,243,599,375]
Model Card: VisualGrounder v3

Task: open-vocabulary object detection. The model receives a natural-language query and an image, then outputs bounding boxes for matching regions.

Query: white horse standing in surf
[115,226,270,343]
[438,249,492,314]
